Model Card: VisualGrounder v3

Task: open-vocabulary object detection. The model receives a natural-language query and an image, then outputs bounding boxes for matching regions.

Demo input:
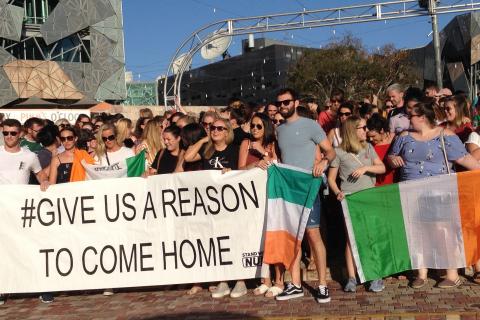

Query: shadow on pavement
[139,312,261,320]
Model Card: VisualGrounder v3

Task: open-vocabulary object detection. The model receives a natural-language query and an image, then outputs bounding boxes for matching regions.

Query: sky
[122,0,460,81]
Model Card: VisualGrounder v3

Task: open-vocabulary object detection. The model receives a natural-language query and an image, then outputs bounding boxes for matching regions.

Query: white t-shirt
[96,146,135,166]
[466,131,480,147]
[0,146,42,185]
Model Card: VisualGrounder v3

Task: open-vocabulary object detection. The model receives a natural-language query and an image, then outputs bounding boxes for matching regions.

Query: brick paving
[2,277,480,319]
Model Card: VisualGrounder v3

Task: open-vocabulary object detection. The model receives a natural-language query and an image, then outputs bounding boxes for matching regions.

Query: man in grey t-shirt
[275,88,336,303]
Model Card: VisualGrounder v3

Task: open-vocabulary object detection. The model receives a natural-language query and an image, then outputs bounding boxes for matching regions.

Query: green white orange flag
[263,164,322,270]
[82,150,146,180]
[342,171,480,283]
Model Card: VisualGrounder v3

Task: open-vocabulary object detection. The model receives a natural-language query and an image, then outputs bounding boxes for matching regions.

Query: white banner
[0,169,267,293]
[2,109,90,124]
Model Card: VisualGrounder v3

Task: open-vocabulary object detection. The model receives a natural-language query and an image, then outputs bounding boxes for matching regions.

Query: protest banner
[0,169,267,293]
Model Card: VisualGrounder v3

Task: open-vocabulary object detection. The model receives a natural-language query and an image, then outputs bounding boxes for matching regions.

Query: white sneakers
[211,281,248,298]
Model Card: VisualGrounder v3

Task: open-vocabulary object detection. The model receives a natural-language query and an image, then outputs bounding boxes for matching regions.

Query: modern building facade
[124,81,158,106]
[159,38,309,106]
[0,0,126,107]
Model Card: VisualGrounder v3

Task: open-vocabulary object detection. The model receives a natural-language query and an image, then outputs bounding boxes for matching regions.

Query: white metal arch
[163,0,480,108]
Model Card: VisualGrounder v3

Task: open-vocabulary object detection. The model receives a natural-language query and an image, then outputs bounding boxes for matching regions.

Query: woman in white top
[327,102,354,147]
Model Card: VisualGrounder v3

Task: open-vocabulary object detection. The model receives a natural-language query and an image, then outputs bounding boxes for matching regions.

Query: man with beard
[274,88,336,304]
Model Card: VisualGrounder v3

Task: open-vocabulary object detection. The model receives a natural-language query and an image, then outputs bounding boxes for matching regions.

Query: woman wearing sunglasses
[95,123,135,169]
[327,116,386,293]
[184,118,238,171]
[47,127,78,185]
[327,102,354,147]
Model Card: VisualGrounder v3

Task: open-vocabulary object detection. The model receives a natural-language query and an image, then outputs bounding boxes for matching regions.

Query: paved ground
[2,277,480,320]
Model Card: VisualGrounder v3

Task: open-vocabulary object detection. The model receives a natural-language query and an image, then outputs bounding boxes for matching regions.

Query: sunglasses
[59,123,70,128]
[251,124,263,130]
[272,119,285,125]
[275,99,293,107]
[202,121,213,128]
[339,112,352,117]
[102,134,116,142]
[210,125,227,132]
[60,136,75,142]
[357,126,367,131]
[2,131,18,137]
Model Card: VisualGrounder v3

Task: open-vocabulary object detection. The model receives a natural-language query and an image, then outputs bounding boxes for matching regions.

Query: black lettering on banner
[143,192,157,219]
[39,249,54,277]
[82,246,98,275]
[217,236,233,266]
[56,248,73,276]
[122,193,136,221]
[193,187,207,216]
[162,241,178,270]
[206,186,220,214]
[119,244,137,273]
[178,188,192,216]
[100,245,117,274]
[104,194,119,222]
[140,243,154,271]
[221,184,240,212]
[179,240,196,268]
[37,198,55,226]
[162,189,178,217]
[239,181,259,209]
[197,238,216,267]
[81,196,95,224]
[61,197,79,225]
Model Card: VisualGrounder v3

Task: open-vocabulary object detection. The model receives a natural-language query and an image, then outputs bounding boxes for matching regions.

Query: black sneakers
[275,282,304,301]
[315,285,331,303]
[39,293,54,304]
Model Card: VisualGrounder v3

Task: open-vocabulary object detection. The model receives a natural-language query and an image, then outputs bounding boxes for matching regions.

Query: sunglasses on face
[2,131,18,137]
[60,136,75,142]
[251,124,263,130]
[210,125,227,132]
[102,134,116,142]
[275,99,293,107]
[202,121,213,128]
[357,126,367,131]
[339,112,352,117]
[59,123,70,128]
[272,119,285,125]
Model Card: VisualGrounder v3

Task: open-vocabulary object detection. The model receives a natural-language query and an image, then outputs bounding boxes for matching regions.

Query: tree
[287,35,419,102]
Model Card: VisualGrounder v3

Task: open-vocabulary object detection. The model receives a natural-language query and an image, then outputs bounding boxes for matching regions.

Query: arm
[313,138,336,177]
[184,136,208,162]
[327,166,344,200]
[466,143,480,161]
[174,150,185,173]
[48,156,60,184]
[238,140,251,170]
[37,170,49,191]
[350,156,386,179]
[174,95,188,114]
[455,154,480,171]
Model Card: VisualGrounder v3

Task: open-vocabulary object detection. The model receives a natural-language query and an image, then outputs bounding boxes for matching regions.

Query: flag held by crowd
[81,150,146,180]
[263,164,322,270]
[342,170,480,283]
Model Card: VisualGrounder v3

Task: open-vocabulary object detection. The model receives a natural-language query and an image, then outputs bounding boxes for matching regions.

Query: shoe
[369,279,385,292]
[315,285,331,303]
[265,285,283,298]
[275,282,304,301]
[211,282,230,298]
[103,289,114,296]
[437,278,462,289]
[472,272,480,285]
[39,293,54,304]
[344,277,357,292]
[230,281,247,298]
[410,278,428,289]
[253,283,270,296]
[0,294,5,305]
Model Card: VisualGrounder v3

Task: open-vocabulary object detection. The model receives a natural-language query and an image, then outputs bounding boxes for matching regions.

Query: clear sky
[122,0,460,81]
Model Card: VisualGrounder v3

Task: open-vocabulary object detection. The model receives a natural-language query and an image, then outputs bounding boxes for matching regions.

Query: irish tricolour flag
[342,171,480,283]
[263,164,322,270]
[82,150,146,180]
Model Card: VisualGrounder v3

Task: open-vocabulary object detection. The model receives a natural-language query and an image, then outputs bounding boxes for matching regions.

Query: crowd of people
[1,83,480,305]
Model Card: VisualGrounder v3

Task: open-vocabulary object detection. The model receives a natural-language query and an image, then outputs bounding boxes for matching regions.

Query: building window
[23,0,60,25]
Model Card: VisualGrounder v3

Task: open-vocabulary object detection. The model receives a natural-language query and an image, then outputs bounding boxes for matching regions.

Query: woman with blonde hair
[135,120,164,168]
[115,118,135,148]
[441,95,473,143]
[327,116,386,293]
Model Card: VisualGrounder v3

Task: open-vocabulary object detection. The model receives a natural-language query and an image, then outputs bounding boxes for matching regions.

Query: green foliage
[288,35,419,102]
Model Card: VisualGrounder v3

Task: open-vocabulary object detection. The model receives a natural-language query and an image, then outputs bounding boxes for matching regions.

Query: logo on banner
[242,251,263,268]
